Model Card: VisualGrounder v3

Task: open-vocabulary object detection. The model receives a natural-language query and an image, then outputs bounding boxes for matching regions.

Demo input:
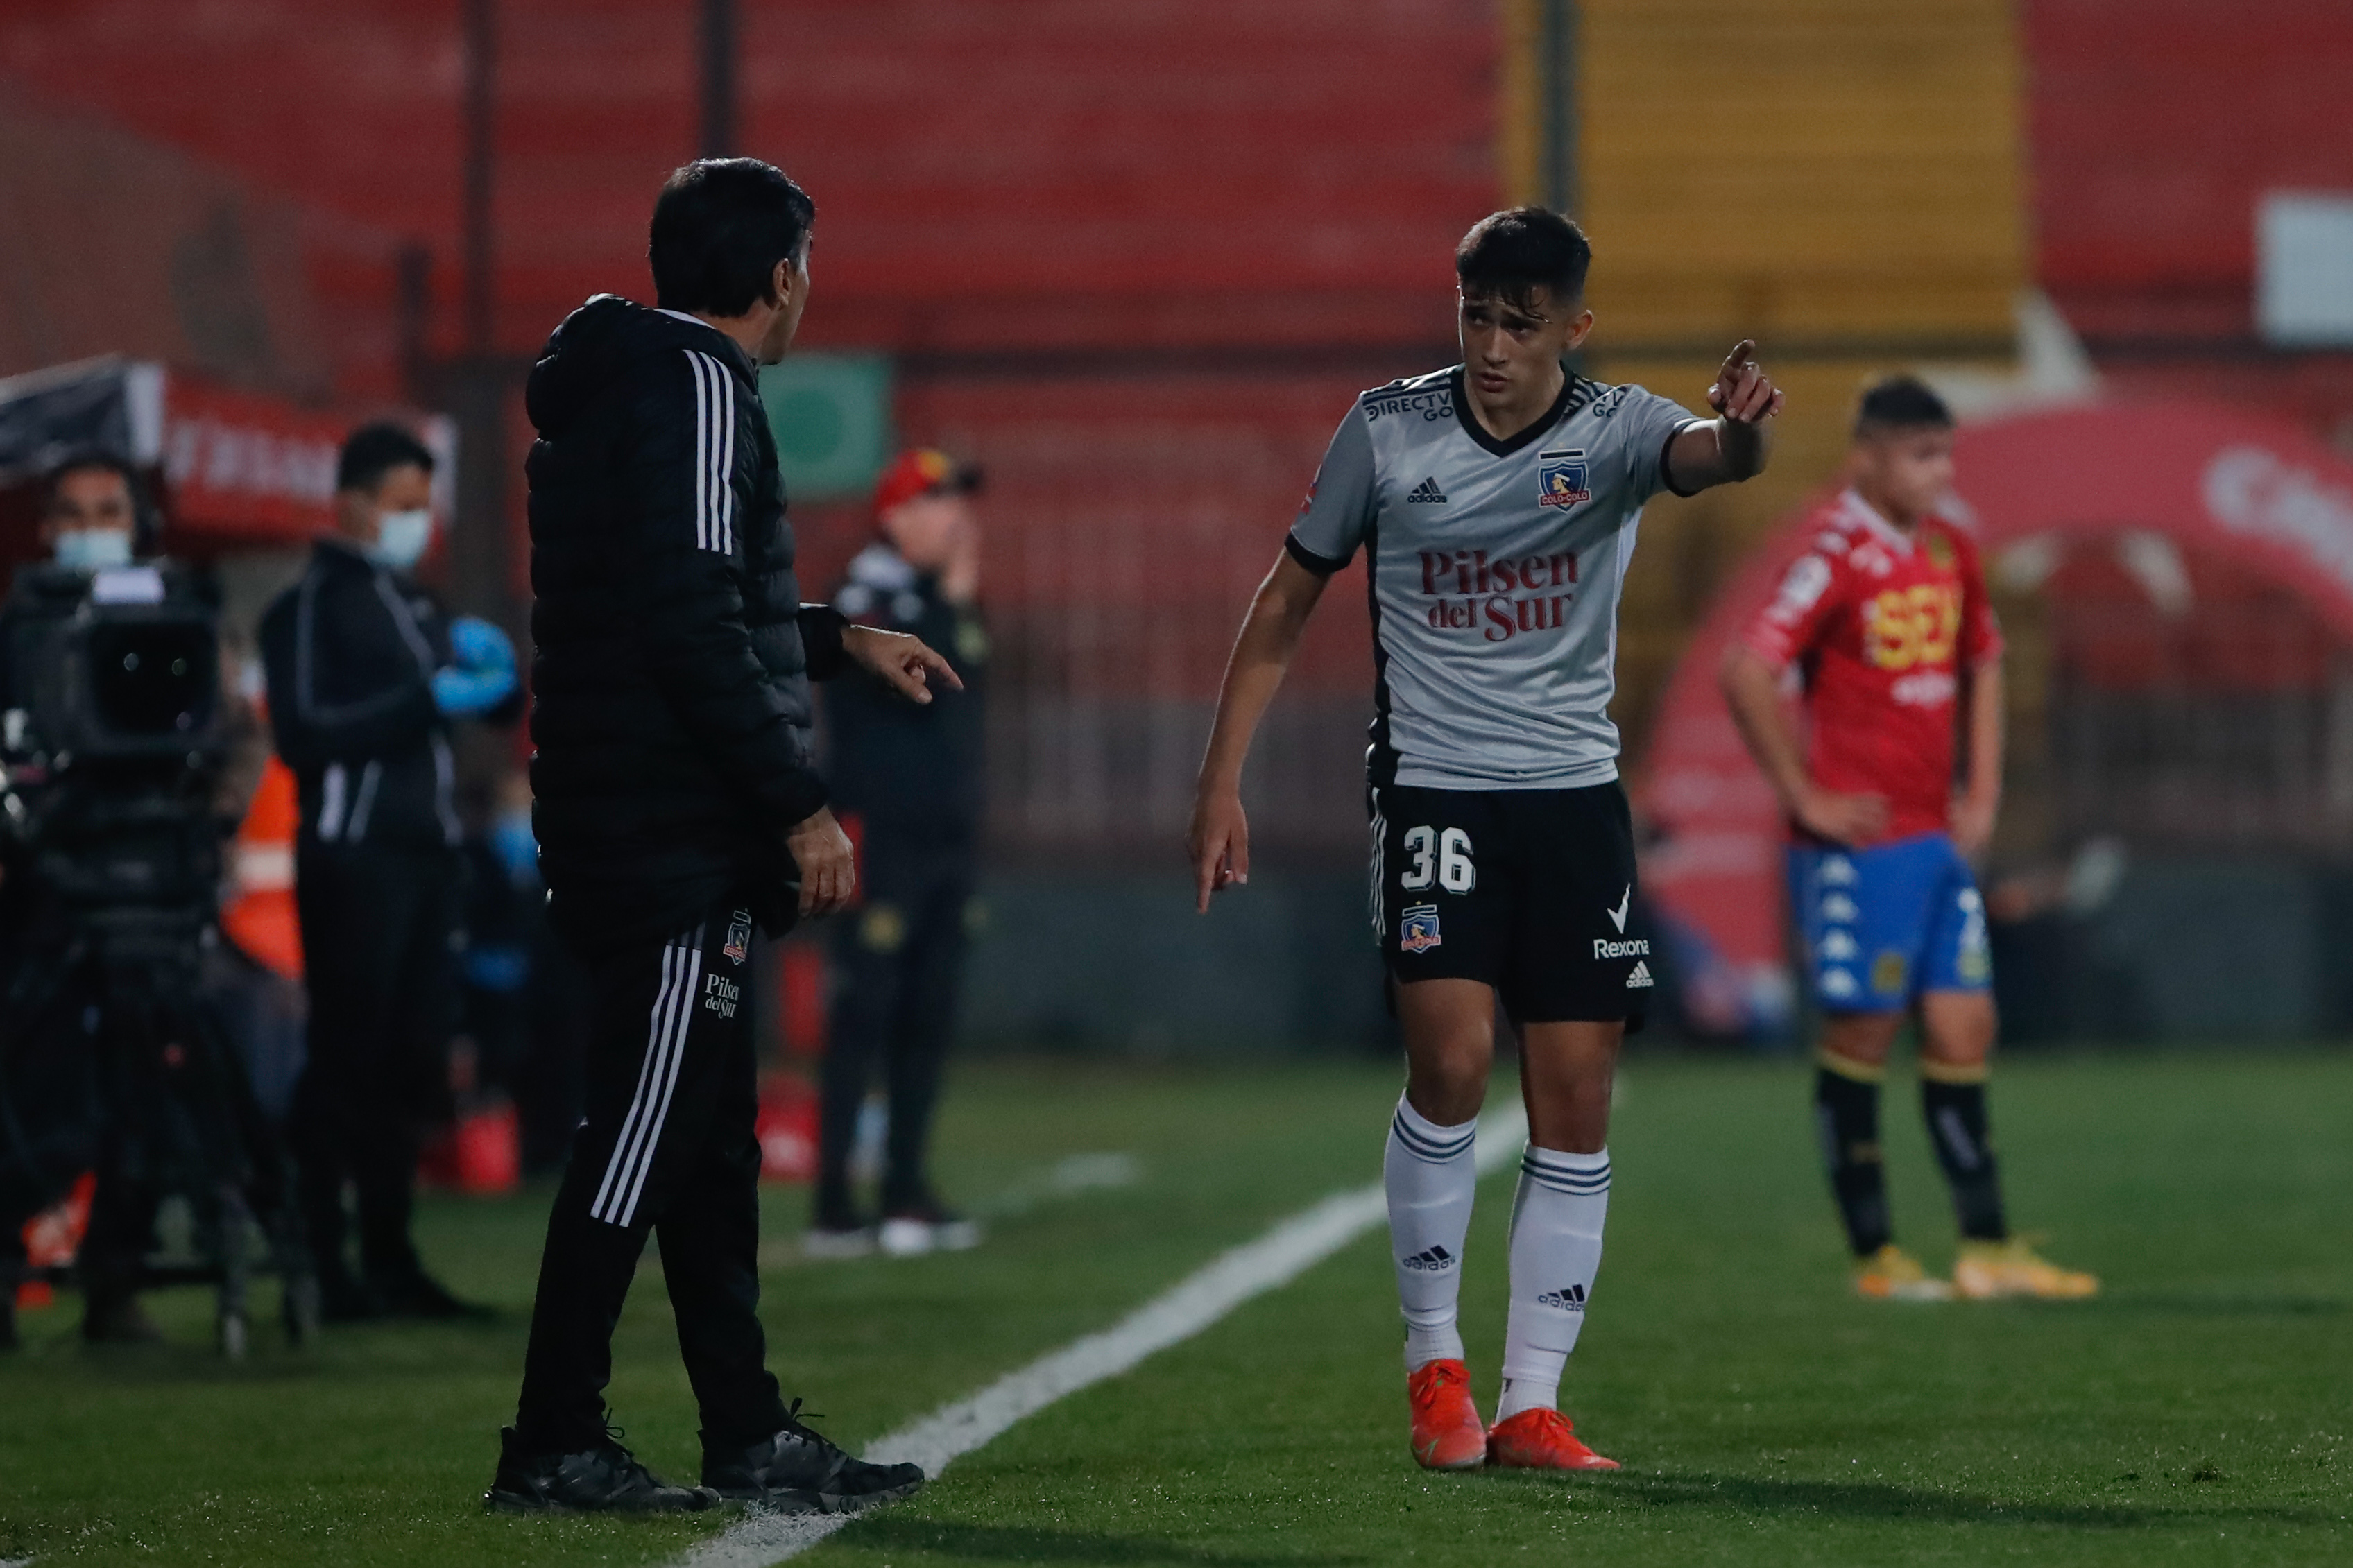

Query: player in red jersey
[1720,376,2096,1302]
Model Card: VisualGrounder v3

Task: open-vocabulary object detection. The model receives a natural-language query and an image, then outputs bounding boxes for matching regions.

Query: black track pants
[817,830,974,1211]
[292,844,459,1280]
[513,895,787,1452]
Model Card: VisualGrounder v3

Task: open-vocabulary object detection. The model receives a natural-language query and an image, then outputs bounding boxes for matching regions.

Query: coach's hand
[1795,784,1888,849]
[844,624,964,705]
[1188,788,1250,914]
[785,805,857,916]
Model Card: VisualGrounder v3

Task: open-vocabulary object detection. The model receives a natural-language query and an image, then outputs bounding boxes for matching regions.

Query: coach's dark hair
[649,158,816,316]
[337,422,436,494]
[1853,375,1954,437]
[1455,207,1593,311]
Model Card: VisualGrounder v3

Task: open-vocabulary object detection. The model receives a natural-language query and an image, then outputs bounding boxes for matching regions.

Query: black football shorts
[1368,779,1650,1024]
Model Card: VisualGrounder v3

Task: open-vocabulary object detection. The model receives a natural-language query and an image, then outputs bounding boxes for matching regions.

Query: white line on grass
[670,1103,1530,1568]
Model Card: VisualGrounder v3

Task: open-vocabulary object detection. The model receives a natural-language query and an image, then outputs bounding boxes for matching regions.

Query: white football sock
[1383,1096,1478,1370]
[1496,1144,1610,1422]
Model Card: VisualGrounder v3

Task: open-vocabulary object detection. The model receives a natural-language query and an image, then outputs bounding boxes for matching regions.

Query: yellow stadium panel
[1500,0,2030,356]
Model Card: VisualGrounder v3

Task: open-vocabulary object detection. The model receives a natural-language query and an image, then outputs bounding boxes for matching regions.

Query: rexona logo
[1593,937,1650,960]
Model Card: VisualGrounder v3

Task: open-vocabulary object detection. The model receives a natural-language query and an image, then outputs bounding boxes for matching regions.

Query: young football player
[1188,207,1782,1473]
[1718,375,2097,1303]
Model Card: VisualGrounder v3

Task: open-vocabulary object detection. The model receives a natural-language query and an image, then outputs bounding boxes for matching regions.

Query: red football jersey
[1743,489,2002,843]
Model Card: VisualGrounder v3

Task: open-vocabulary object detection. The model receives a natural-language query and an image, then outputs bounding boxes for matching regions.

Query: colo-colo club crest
[1398,904,1443,954]
[723,908,753,966]
[1537,448,1591,509]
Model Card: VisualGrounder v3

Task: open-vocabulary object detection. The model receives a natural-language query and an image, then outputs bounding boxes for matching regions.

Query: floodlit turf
[2,1051,2349,1567]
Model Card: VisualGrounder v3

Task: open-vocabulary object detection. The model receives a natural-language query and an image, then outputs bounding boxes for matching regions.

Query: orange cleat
[1486,1407,1620,1472]
[1406,1359,1487,1470]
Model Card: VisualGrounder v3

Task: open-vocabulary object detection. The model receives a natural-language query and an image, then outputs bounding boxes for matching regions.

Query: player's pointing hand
[1188,789,1250,914]
[1706,339,1785,426]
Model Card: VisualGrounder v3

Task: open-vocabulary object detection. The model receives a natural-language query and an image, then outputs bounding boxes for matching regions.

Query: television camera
[0,559,315,1354]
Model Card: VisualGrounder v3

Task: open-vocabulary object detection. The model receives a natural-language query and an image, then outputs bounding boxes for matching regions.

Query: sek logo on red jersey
[1537,449,1591,508]
[1418,549,1578,643]
[1862,583,1961,670]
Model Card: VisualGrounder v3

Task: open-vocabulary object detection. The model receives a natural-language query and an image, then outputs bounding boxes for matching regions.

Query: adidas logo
[1626,960,1654,989]
[1536,1282,1588,1312]
[1401,1244,1456,1273]
[1407,477,1448,503]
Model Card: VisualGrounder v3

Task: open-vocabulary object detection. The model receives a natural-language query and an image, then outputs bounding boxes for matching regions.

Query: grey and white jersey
[1287,365,1697,791]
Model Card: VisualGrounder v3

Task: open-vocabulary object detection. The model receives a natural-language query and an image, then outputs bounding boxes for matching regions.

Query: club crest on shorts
[1537,449,1591,509]
[723,909,753,965]
[1398,904,1443,954]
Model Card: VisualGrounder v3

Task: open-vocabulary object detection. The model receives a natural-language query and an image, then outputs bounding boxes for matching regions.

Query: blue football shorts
[1787,832,1990,1013]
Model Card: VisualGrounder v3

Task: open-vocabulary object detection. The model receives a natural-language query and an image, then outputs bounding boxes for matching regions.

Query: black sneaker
[701,1403,924,1514]
[484,1426,720,1514]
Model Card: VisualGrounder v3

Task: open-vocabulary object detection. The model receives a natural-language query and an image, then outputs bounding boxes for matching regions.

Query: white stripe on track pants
[511,892,789,1453]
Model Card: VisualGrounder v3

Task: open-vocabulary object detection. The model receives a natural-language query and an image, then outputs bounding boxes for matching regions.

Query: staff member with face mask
[259,423,515,1322]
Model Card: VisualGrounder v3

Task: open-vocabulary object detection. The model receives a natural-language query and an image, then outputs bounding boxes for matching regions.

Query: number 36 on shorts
[1398,825,1476,893]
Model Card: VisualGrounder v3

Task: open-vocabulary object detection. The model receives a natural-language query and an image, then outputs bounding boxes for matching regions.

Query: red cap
[871,447,982,518]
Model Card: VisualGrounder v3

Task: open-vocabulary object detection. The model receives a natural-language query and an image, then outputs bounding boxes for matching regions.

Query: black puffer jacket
[524,295,846,953]
[259,538,462,854]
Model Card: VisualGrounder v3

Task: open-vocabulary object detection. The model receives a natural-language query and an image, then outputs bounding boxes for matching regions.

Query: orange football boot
[1406,1359,1487,1470]
[1486,1407,1620,1472]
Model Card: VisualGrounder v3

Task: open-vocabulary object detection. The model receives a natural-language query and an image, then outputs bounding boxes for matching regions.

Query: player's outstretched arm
[1665,339,1786,494]
[1720,643,1888,847]
[1188,551,1330,913]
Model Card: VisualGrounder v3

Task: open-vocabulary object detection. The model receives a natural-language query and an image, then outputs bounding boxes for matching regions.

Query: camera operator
[0,452,174,1345]
[258,424,516,1323]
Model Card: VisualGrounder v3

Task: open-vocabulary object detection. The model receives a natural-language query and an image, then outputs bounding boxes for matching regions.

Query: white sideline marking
[669,1104,1529,1568]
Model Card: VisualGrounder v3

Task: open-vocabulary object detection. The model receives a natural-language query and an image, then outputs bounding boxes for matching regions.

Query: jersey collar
[1838,488,1918,555]
[1450,366,1590,459]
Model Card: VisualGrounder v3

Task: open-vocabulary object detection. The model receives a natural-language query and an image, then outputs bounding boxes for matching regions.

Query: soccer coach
[490,158,955,1515]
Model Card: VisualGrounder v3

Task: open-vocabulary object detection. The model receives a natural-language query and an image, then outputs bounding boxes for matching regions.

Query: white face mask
[369,508,434,570]
[54,528,133,571]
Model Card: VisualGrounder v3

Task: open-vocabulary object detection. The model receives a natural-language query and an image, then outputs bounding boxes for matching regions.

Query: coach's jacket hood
[525,293,757,440]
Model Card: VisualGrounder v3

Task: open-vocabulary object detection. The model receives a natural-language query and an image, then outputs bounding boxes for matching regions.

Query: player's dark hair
[1455,207,1592,311]
[1853,375,1954,437]
[649,157,816,316]
[336,422,436,494]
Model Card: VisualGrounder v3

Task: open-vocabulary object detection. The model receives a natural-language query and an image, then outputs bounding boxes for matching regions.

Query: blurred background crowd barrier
[1,1,2349,1057]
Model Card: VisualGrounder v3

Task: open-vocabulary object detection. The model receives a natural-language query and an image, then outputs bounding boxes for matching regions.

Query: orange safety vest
[220,752,303,980]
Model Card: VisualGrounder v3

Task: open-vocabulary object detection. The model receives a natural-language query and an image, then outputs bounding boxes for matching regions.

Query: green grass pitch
[1,1049,2347,1566]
